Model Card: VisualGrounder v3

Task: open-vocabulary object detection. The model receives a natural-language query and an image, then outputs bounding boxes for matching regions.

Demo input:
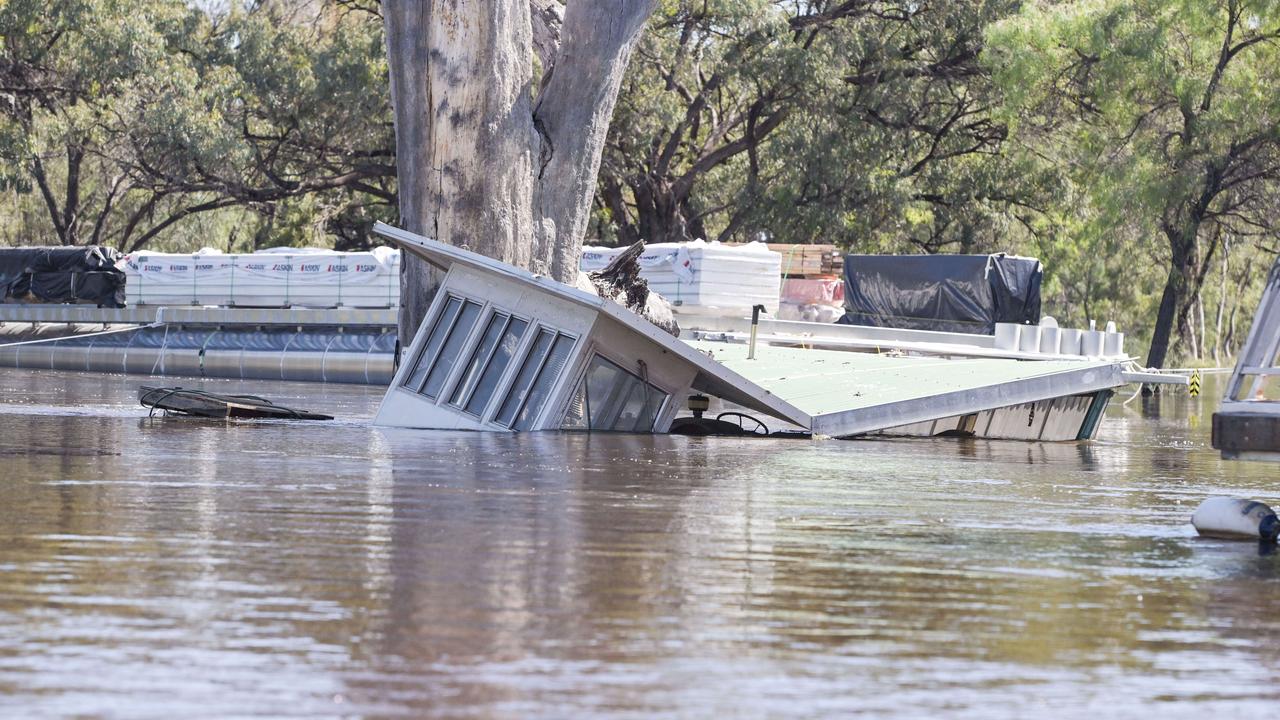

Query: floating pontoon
[372,223,1175,441]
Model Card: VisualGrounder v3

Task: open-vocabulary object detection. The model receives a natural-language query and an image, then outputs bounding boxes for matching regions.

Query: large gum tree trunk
[383,0,657,348]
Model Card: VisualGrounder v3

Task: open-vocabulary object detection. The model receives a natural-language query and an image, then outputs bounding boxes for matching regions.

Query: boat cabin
[372,223,805,433]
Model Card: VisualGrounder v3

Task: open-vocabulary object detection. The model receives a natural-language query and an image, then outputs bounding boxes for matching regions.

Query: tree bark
[1146,260,1182,369]
[383,0,657,348]
[382,0,539,345]
[530,0,655,280]
[1213,237,1229,364]
[1147,223,1211,369]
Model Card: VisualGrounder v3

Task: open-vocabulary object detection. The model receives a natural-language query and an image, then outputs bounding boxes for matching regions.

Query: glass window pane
[636,391,666,432]
[495,329,555,427]
[512,334,575,431]
[613,380,665,432]
[563,357,625,430]
[561,355,669,433]
[465,317,528,417]
[404,296,461,392]
[594,359,636,428]
[450,312,509,407]
[421,300,482,399]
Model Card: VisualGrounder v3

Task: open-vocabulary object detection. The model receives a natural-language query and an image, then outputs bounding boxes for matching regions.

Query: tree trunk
[1213,237,1229,365]
[1146,231,1193,369]
[1195,295,1205,361]
[631,175,695,244]
[383,0,656,347]
[1146,263,1181,369]
[382,0,539,346]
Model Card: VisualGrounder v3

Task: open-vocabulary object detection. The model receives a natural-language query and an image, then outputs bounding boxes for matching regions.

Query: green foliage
[0,0,393,252]
[595,0,1279,363]
[987,0,1280,364]
[601,0,1031,252]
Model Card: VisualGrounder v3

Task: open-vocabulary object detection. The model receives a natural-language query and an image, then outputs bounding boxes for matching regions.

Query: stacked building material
[121,247,400,308]
[580,240,781,318]
[769,244,843,278]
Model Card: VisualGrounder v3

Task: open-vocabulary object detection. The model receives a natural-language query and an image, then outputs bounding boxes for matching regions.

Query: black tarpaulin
[838,253,1042,334]
[0,246,126,307]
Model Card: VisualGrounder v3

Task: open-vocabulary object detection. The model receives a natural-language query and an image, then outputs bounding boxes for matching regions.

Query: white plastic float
[1191,496,1280,541]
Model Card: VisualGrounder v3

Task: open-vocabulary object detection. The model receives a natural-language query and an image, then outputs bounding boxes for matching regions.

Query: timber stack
[769,244,843,279]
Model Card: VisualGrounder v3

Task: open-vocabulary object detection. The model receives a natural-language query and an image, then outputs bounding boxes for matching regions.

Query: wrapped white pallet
[120,247,400,308]
[580,240,780,317]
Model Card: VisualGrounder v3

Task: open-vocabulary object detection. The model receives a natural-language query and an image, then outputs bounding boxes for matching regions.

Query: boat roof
[685,340,1125,437]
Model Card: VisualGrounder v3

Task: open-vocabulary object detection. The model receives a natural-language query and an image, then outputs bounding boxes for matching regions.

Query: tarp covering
[0,246,126,307]
[839,253,1042,334]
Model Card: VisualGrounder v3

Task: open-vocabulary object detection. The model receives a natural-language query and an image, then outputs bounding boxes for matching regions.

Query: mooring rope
[1145,366,1235,375]
[0,322,161,349]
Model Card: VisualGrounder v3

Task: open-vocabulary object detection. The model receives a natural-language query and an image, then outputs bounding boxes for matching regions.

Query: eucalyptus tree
[382,0,658,343]
[749,0,1025,252]
[0,0,194,248]
[596,0,1023,249]
[988,0,1280,368]
[0,0,392,252]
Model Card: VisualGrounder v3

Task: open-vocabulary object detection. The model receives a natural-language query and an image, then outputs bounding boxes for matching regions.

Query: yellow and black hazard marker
[1189,369,1201,397]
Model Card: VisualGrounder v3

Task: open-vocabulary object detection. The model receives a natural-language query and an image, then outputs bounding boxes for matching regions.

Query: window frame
[447,308,533,418]
[400,291,453,393]
[417,297,486,400]
[402,293,475,395]
[491,326,579,430]
[399,288,582,429]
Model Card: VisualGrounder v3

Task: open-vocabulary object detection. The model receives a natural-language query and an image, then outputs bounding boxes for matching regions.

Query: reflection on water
[0,369,1278,718]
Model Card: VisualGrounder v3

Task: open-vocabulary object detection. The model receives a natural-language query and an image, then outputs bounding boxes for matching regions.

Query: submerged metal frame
[1223,257,1280,410]
[1214,256,1280,460]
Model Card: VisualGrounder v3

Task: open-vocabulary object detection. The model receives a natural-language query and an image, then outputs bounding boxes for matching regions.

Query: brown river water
[0,367,1278,718]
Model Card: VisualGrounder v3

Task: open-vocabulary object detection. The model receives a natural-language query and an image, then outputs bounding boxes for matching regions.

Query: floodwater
[1,369,1278,719]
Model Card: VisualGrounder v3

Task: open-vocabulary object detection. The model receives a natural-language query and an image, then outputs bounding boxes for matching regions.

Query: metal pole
[748,304,766,360]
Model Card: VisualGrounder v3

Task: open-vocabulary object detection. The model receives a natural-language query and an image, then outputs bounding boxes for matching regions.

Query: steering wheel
[716,412,769,436]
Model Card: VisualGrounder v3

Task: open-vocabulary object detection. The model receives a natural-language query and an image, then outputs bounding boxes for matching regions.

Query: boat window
[449,311,509,408]
[494,330,555,427]
[451,312,529,416]
[403,295,462,393]
[420,299,483,399]
[494,329,576,430]
[562,355,668,432]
